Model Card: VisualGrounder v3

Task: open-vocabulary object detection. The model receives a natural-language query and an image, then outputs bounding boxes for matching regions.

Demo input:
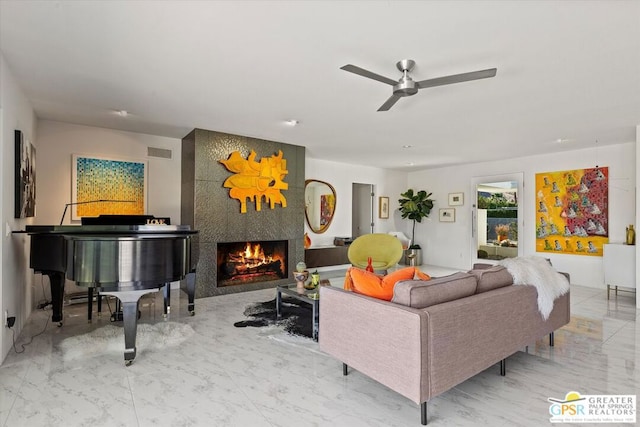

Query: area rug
[234,297,313,339]
[58,321,196,361]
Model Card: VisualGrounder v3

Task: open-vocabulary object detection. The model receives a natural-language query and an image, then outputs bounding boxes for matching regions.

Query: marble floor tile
[0,279,637,426]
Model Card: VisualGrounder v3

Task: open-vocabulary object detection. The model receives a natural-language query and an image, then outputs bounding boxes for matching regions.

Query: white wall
[636,125,639,307]
[409,142,636,288]
[304,158,408,247]
[1,53,37,362]
[36,120,182,225]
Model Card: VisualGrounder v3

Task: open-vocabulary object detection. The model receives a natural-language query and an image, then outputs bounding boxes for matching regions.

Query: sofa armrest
[319,286,428,404]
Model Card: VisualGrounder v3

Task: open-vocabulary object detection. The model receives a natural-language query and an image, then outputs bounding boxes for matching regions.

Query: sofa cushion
[391,272,477,308]
[344,267,431,301]
[468,265,513,293]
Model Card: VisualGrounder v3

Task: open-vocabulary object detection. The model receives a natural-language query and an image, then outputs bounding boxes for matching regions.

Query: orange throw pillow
[343,267,431,301]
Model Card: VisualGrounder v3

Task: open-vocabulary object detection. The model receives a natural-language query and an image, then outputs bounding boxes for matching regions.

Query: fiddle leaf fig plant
[398,189,434,249]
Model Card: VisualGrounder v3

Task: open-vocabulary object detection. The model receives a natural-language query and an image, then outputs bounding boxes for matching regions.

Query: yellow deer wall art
[219,150,289,213]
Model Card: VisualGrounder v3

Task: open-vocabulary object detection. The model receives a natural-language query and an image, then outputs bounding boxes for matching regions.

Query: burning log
[221,259,282,279]
[218,241,287,285]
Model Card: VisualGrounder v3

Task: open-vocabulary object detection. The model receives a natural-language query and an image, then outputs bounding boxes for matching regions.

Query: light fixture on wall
[115,110,128,117]
[284,119,299,126]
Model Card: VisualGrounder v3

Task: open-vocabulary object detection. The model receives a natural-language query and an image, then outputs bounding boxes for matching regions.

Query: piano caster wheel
[125,360,133,367]
[189,311,195,316]
[57,322,63,327]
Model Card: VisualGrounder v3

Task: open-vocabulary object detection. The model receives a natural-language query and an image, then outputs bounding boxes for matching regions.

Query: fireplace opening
[217,240,288,287]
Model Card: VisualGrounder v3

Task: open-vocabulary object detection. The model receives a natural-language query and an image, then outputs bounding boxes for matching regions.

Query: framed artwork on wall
[71,154,148,220]
[439,208,455,222]
[14,129,36,218]
[535,167,608,256]
[379,196,389,219]
[448,192,464,206]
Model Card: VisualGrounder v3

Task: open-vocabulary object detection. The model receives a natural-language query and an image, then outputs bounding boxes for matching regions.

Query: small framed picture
[448,192,464,206]
[440,208,455,222]
[378,196,389,219]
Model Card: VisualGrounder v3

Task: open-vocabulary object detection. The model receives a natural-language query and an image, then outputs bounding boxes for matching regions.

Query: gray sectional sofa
[319,265,570,425]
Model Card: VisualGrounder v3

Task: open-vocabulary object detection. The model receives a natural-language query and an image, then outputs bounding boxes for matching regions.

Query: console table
[305,246,350,268]
[603,243,636,299]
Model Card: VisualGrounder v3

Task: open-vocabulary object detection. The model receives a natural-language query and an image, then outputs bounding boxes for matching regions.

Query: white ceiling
[1,1,639,171]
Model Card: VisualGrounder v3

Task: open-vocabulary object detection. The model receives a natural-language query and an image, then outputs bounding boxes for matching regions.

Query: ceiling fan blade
[416,68,497,90]
[377,95,401,111]
[341,64,397,86]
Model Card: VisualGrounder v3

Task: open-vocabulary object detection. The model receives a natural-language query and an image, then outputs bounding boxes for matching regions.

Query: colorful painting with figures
[320,193,335,226]
[535,167,608,256]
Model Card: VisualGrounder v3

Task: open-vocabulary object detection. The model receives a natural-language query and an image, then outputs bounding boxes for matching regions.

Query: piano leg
[182,272,196,316]
[88,288,93,322]
[163,283,170,317]
[97,290,102,317]
[99,288,158,365]
[86,288,103,322]
[45,272,65,326]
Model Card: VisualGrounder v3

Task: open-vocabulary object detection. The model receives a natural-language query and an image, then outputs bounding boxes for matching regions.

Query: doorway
[352,183,374,238]
[471,173,523,264]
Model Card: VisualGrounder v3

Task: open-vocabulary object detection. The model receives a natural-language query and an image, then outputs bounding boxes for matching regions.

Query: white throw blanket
[58,321,195,361]
[499,256,569,320]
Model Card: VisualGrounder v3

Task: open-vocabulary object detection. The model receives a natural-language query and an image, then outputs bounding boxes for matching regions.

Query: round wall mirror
[305,179,337,234]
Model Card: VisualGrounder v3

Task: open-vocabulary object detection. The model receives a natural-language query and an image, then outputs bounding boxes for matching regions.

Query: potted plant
[399,189,434,265]
[495,224,510,242]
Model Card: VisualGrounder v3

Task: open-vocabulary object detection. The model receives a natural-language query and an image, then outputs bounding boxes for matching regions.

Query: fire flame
[239,242,272,266]
[220,241,286,283]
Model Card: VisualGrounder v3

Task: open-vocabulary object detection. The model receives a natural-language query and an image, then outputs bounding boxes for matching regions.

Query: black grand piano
[25,215,199,365]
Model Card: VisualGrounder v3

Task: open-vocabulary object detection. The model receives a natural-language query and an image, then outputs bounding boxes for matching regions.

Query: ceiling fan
[340,59,497,111]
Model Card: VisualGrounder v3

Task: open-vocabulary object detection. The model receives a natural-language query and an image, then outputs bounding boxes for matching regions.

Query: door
[471,173,523,265]
[352,183,374,238]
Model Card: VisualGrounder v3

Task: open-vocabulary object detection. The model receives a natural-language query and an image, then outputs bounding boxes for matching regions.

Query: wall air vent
[147,147,172,159]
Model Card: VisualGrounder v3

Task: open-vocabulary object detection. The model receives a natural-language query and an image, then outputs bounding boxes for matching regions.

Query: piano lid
[25,215,193,235]
[25,224,195,234]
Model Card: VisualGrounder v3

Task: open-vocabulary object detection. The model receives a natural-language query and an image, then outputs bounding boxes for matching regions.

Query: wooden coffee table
[276,284,320,341]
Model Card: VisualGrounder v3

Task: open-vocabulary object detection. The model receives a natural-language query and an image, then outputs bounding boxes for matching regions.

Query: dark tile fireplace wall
[181,129,305,297]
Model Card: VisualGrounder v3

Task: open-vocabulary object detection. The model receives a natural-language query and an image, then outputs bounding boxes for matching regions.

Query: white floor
[0,266,638,427]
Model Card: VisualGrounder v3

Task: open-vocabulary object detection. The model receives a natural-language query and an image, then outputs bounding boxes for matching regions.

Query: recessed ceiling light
[402,145,412,149]
[406,162,415,166]
[116,110,128,117]
[284,119,299,126]
[554,138,573,144]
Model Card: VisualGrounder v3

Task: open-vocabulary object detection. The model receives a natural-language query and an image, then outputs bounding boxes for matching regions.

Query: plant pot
[404,248,422,266]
